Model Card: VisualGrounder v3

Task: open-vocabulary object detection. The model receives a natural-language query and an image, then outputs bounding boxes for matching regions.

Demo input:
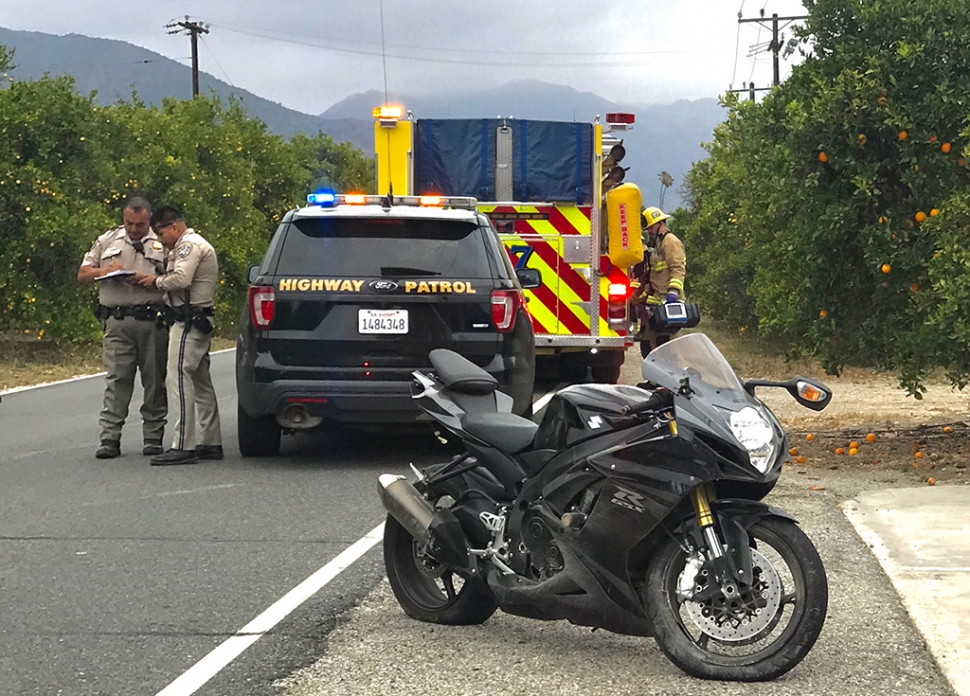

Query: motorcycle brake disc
[680,547,783,642]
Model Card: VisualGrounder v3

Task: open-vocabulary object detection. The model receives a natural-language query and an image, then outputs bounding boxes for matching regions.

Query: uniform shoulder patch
[152,240,164,251]
[177,242,193,258]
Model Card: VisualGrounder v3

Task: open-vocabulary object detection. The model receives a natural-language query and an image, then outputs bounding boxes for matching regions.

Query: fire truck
[372,105,644,383]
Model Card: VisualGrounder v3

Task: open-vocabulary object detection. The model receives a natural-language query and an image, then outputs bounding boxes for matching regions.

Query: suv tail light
[248,286,275,329]
[491,289,522,333]
[607,282,629,325]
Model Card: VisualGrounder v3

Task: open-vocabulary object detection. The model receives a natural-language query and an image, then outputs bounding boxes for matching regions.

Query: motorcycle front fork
[690,483,740,598]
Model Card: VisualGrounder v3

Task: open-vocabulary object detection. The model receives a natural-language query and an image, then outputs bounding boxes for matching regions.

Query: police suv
[235,192,538,456]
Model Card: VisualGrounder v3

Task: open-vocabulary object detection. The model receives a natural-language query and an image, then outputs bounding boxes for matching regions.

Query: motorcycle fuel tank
[534,384,657,451]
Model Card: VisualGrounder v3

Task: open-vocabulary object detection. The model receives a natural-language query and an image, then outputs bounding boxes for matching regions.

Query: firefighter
[632,206,686,358]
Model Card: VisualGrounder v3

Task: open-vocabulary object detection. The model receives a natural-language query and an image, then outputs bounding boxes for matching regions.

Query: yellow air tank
[605,183,644,269]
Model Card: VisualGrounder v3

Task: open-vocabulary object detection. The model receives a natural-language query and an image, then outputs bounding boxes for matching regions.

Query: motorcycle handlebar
[622,389,673,416]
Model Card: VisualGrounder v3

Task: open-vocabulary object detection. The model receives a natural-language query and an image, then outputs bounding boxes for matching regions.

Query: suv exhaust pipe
[378,474,435,542]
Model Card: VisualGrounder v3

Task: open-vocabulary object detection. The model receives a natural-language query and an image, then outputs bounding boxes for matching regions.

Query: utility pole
[166,16,209,97]
[737,9,808,87]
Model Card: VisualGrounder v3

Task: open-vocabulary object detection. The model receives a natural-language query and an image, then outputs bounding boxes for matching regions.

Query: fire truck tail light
[248,286,275,329]
[606,113,635,124]
[608,282,630,301]
[491,290,520,332]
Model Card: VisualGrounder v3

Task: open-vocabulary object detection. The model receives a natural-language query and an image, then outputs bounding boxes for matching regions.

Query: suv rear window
[277,218,493,278]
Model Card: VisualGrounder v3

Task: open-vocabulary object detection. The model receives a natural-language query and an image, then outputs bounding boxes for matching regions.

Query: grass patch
[0,335,236,391]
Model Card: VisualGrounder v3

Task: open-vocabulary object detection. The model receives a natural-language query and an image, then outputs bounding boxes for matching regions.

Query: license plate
[358,309,408,334]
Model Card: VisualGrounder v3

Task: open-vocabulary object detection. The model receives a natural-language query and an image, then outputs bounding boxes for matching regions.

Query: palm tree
[658,171,674,208]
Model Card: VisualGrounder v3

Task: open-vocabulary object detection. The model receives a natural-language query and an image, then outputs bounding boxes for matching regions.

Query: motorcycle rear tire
[644,517,827,681]
[384,513,497,625]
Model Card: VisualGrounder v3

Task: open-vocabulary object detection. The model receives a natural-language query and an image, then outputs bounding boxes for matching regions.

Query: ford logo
[369,280,399,293]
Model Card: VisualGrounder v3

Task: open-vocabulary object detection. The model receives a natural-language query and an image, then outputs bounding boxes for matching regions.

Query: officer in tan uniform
[135,205,222,466]
[631,206,686,358]
[78,197,169,459]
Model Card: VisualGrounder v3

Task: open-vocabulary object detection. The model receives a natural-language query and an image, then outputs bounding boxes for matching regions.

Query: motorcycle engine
[521,510,564,580]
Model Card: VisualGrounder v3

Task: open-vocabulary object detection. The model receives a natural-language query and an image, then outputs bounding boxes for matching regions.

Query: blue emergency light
[307,189,338,207]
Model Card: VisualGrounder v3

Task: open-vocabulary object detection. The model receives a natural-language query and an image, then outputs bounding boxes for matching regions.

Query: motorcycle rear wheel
[384,513,497,625]
[644,517,827,681]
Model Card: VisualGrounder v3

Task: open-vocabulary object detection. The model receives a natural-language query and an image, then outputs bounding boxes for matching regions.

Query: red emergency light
[606,113,635,125]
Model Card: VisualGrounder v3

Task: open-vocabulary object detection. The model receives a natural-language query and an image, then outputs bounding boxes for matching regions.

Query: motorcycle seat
[429,348,498,395]
[460,411,539,454]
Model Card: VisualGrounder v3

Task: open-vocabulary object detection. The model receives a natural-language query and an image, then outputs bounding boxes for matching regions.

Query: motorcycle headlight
[729,406,776,474]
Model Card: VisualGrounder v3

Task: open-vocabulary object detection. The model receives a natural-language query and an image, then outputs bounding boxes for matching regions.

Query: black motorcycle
[378,333,832,681]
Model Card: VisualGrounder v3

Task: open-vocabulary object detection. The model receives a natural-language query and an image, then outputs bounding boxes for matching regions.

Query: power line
[197,21,721,67]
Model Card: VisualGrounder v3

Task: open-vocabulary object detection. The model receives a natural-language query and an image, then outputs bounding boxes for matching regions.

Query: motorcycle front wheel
[383,512,497,625]
[644,517,827,681]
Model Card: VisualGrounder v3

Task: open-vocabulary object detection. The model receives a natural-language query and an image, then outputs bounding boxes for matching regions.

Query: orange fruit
[942,142,951,153]
[819,309,827,318]
[858,134,867,145]
[930,208,940,217]
[881,263,891,274]
[944,426,953,434]
[806,433,814,441]
[818,151,828,162]
[930,135,938,143]
[915,211,926,223]
[835,447,845,455]
[899,130,908,141]
[891,234,897,241]
[865,433,876,442]
[959,158,966,167]
[796,456,805,464]
[789,447,799,456]
[849,441,859,449]
[927,477,936,485]
[878,216,888,223]
[910,283,919,292]
[848,447,859,456]
[915,165,920,171]
[915,451,924,459]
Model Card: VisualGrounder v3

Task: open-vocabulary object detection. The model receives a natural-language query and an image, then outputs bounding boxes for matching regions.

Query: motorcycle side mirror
[743,375,832,411]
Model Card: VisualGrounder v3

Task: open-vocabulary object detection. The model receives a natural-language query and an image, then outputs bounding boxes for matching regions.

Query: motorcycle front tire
[644,517,827,681]
[383,513,497,625]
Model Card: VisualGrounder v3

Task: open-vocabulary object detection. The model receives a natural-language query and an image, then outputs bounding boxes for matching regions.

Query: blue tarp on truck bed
[413,119,593,204]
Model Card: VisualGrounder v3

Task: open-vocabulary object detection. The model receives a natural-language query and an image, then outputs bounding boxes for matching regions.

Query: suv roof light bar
[305,193,479,211]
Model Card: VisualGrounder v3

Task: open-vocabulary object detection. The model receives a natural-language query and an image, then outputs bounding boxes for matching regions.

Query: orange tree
[0,71,372,342]
[678,0,970,394]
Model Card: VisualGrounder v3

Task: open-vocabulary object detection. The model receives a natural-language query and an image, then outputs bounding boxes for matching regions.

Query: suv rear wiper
[381,266,441,277]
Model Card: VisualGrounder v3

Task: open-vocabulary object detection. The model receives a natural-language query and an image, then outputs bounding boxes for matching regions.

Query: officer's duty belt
[96,304,165,321]
[172,305,215,322]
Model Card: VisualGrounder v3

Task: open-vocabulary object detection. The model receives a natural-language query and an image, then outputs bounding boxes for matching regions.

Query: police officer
[135,205,222,465]
[632,206,686,358]
[78,197,169,459]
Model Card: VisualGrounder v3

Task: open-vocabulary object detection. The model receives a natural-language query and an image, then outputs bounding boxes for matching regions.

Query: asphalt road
[0,351,439,696]
[1,353,958,696]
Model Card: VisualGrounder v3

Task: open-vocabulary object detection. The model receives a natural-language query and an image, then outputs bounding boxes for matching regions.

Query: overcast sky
[0,0,809,114]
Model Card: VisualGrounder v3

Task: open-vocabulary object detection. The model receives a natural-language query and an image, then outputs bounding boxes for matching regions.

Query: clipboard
[96,270,136,281]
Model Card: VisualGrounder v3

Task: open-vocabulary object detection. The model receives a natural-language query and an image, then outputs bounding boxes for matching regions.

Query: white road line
[0,348,235,397]
[155,523,385,696]
[532,383,565,413]
[155,386,561,694]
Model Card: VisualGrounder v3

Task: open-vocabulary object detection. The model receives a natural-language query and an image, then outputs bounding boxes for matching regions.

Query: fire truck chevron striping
[372,110,643,383]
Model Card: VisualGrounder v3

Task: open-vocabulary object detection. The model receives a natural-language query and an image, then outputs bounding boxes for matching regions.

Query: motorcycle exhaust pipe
[378,474,435,542]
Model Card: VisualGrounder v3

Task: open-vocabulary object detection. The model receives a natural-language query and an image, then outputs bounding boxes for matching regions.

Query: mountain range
[0,26,726,209]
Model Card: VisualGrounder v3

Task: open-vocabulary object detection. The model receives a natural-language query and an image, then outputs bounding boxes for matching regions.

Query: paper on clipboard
[96,270,136,281]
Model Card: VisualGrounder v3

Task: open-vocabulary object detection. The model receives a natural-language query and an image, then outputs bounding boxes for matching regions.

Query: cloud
[0,0,810,114]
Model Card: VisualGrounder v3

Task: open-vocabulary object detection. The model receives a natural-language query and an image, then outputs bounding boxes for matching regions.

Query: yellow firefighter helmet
[642,206,671,228]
